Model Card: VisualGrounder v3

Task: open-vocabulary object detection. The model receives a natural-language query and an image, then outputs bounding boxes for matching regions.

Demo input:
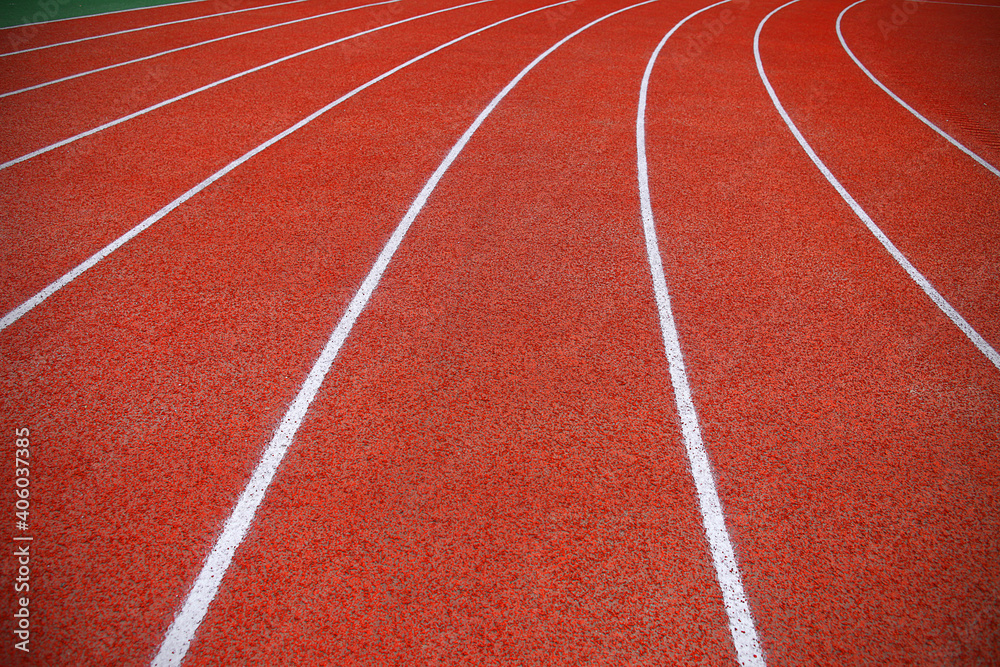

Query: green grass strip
[1,0,206,29]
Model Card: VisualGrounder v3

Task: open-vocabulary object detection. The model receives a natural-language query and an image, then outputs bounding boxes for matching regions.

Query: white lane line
[754,0,1000,371]
[0,0,507,336]
[0,0,484,171]
[838,0,1000,179]
[1,0,208,28]
[0,0,400,98]
[0,0,316,56]
[637,2,766,665]
[913,0,1000,7]
[150,1,657,664]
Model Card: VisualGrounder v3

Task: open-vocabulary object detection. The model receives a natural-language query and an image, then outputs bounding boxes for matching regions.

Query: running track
[1,0,998,664]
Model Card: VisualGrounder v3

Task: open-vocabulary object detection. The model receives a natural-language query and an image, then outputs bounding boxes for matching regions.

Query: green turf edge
[0,0,207,29]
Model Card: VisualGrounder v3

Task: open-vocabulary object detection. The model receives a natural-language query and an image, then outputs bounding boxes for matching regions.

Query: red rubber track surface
[1,0,998,664]
[1,1,613,663]
[0,0,283,54]
[661,0,999,662]
[187,0,737,663]
[841,0,1000,167]
[0,0,377,94]
[777,0,1000,347]
[0,0,459,160]
[0,0,504,312]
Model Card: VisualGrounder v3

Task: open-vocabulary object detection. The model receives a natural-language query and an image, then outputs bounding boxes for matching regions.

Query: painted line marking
[0,0,210,28]
[838,0,1000,179]
[0,0,401,98]
[637,1,766,665]
[0,0,505,335]
[0,0,488,171]
[1,0,316,56]
[754,0,1000,371]
[149,0,659,664]
[913,0,1000,7]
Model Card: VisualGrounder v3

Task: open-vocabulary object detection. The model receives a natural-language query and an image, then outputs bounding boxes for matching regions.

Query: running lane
[0,0,501,315]
[640,0,999,663]
[0,0,391,94]
[0,0,438,160]
[0,2,646,664]
[839,0,1000,167]
[175,0,750,664]
[0,0,286,54]
[761,0,1000,360]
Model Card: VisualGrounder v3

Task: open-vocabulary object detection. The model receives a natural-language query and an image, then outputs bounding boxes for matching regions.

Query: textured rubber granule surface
[1,0,998,664]
[768,0,1000,347]
[841,0,1000,167]
[0,0,500,312]
[0,1,588,663]
[644,0,1000,663]
[186,1,739,664]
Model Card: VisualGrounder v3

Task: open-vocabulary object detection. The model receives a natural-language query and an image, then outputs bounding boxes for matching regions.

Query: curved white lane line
[0,0,316,56]
[0,0,487,171]
[754,0,999,371]
[0,0,505,335]
[150,1,657,664]
[0,0,208,29]
[838,0,1000,179]
[0,0,400,98]
[637,2,766,665]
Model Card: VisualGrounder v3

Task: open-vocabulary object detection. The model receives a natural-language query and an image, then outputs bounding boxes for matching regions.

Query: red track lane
[179,1,743,664]
[840,0,1000,167]
[0,0,512,316]
[0,0,448,160]
[0,2,664,664]
[641,0,999,663]
[0,0,272,54]
[4,0,999,664]
[0,0,372,94]
[762,0,1000,361]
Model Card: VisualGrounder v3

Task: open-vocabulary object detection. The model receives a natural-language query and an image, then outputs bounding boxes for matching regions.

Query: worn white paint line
[637,2,767,665]
[0,0,486,171]
[755,0,1000,371]
[0,0,400,97]
[1,0,317,56]
[150,1,659,665]
[838,0,1000,179]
